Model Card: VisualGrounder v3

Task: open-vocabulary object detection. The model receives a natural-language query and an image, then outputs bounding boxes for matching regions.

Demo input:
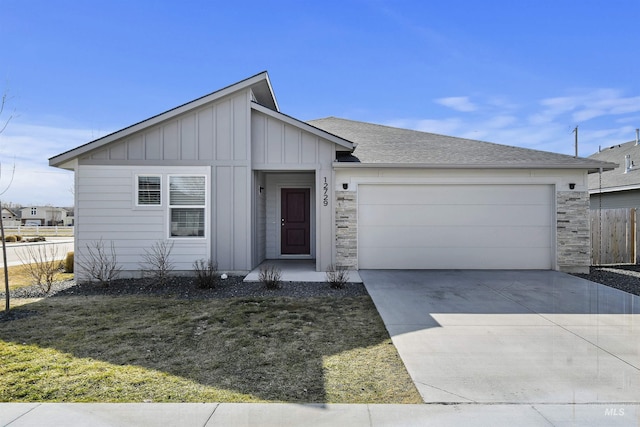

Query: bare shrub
[193,259,218,289]
[17,244,61,293]
[325,264,350,289]
[258,265,282,290]
[76,239,122,287]
[140,240,174,285]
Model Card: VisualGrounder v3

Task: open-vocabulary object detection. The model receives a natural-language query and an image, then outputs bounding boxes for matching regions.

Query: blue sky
[1,0,639,206]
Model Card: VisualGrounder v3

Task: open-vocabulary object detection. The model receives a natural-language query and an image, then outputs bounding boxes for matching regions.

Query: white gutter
[333,162,617,172]
[588,183,640,194]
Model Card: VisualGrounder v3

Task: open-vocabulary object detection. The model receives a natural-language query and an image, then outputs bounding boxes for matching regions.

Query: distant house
[50,72,613,276]
[588,131,639,209]
[20,206,68,226]
[1,207,19,227]
[64,209,74,227]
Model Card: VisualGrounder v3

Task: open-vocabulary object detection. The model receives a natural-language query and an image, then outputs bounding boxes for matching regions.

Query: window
[31,208,37,216]
[169,175,205,237]
[137,175,162,205]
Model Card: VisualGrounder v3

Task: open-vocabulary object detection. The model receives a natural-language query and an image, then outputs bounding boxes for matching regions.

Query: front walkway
[361,270,640,405]
[244,259,362,283]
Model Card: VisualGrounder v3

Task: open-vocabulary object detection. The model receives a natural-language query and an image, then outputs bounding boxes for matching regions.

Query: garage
[358,184,554,269]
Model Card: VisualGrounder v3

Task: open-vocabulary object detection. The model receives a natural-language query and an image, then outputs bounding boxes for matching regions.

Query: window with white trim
[169,175,206,238]
[137,175,162,205]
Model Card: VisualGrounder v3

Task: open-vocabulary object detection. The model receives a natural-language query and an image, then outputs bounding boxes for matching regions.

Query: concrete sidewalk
[0,238,74,268]
[2,403,639,426]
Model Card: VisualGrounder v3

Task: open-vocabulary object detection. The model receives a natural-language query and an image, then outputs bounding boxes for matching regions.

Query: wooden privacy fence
[591,208,640,265]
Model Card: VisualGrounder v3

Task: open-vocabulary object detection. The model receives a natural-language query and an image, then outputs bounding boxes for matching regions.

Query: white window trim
[135,174,163,207]
[167,174,207,239]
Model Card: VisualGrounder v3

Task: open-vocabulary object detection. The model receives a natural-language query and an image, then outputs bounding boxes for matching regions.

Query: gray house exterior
[587,135,639,209]
[50,72,614,276]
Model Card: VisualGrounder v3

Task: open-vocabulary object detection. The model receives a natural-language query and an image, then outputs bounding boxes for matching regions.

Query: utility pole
[573,126,578,157]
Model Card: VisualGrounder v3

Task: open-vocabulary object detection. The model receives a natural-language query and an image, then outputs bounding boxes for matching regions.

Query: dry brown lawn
[0,294,421,403]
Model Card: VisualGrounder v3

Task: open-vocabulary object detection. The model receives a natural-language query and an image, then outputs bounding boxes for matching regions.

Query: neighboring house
[49,72,614,276]
[20,206,68,226]
[1,207,19,227]
[63,209,74,227]
[587,132,639,209]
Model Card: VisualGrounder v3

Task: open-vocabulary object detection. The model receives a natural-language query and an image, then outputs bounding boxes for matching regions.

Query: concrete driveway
[361,270,640,404]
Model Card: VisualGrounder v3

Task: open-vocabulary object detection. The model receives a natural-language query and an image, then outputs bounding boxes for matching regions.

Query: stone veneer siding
[556,191,590,273]
[335,190,358,269]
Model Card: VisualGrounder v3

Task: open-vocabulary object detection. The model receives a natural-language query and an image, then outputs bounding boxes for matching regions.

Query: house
[1,207,19,227]
[587,131,639,209]
[19,206,69,226]
[49,72,614,276]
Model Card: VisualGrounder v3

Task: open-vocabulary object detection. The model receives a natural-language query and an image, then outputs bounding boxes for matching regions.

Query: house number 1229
[323,177,329,206]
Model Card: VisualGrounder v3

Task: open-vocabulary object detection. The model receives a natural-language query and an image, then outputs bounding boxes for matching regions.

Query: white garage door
[358,184,553,269]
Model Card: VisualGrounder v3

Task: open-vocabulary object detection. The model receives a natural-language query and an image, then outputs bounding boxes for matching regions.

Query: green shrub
[4,235,17,242]
[64,252,74,273]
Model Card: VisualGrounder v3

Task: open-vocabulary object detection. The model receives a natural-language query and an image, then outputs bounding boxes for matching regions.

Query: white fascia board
[333,162,615,171]
[50,73,273,168]
[251,103,354,151]
[589,184,640,194]
[263,73,279,112]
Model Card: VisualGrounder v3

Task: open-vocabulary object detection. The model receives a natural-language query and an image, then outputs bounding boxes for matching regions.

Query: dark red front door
[281,188,310,255]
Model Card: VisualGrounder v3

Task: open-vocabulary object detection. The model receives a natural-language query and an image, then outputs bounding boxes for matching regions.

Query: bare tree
[0,90,16,312]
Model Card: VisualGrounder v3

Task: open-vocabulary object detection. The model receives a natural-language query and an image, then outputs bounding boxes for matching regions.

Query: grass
[0,294,422,403]
[0,263,74,292]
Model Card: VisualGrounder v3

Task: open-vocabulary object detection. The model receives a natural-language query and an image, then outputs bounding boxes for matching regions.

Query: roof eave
[49,72,276,168]
[589,183,640,194]
[251,103,354,151]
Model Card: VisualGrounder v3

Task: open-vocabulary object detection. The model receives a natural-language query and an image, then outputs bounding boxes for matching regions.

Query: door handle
[281,218,285,227]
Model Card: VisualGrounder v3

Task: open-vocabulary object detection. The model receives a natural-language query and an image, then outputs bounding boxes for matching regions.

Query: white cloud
[534,90,640,124]
[435,96,477,112]
[0,121,105,206]
[383,88,640,158]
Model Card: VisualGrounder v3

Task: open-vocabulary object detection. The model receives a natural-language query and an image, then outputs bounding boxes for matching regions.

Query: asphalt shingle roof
[587,140,637,191]
[308,117,613,170]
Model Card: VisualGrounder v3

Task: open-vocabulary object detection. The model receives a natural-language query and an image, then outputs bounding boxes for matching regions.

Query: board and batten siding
[251,110,328,169]
[253,171,267,266]
[250,110,338,271]
[83,91,250,163]
[75,89,255,273]
[75,165,211,276]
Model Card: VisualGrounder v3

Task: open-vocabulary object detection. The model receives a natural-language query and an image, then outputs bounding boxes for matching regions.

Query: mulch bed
[2,275,367,300]
[571,265,640,297]
[3,266,639,303]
